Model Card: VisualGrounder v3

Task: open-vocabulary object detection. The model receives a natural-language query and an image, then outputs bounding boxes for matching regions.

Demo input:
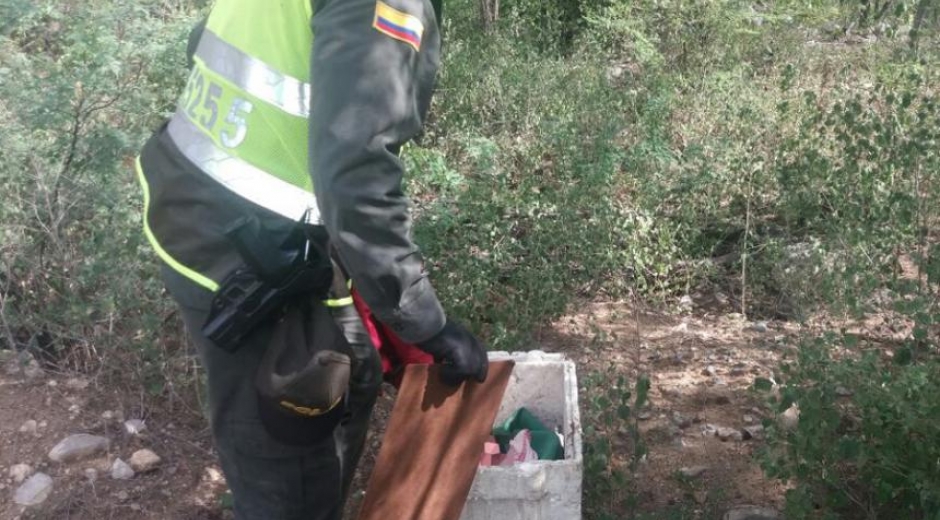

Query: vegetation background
[1,0,938,517]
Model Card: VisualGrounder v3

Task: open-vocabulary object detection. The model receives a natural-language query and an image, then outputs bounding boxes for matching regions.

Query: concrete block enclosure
[460,351,583,520]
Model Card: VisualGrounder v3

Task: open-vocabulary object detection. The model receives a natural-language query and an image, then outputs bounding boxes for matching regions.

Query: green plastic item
[492,407,564,461]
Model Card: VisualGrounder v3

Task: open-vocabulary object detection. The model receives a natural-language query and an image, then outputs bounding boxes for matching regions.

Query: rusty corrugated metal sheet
[358,361,515,520]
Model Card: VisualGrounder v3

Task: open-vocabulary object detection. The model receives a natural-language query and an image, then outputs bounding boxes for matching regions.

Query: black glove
[417,320,489,386]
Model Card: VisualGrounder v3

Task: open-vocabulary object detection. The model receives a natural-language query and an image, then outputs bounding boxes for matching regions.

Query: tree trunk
[480,0,498,31]
[910,0,933,52]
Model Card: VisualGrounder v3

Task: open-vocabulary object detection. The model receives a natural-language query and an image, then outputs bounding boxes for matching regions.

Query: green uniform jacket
[139,0,446,343]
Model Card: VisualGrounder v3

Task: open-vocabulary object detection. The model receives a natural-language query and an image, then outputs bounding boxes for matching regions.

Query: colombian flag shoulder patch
[373,1,424,51]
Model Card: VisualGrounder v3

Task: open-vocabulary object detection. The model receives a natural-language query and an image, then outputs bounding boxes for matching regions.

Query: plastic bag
[499,429,538,466]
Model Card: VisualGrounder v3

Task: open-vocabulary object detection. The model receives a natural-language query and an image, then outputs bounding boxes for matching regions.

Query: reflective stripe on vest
[167,0,318,222]
[167,112,320,222]
[135,158,221,292]
[195,29,310,118]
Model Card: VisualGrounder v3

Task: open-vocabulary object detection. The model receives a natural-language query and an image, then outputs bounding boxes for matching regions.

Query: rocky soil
[0,353,226,520]
[1,294,813,520]
[538,295,797,519]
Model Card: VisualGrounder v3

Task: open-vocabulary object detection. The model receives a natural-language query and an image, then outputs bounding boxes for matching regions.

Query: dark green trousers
[161,266,382,520]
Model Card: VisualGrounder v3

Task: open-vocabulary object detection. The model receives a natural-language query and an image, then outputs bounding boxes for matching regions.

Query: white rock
[4,351,43,379]
[124,419,146,435]
[18,420,38,435]
[101,410,115,420]
[65,378,89,390]
[724,505,780,520]
[38,420,48,429]
[778,404,800,431]
[13,472,53,506]
[671,411,693,429]
[750,321,769,333]
[3,352,20,375]
[716,427,744,442]
[204,467,224,483]
[24,363,44,379]
[111,458,135,480]
[129,449,161,473]
[48,434,110,463]
[84,468,98,482]
[679,465,709,478]
[10,464,34,483]
[835,386,853,397]
[743,425,765,440]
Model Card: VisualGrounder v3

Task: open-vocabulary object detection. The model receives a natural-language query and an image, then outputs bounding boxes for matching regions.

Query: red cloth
[351,288,433,387]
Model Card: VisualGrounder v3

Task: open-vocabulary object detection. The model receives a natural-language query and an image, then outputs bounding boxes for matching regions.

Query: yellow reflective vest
[138,0,448,343]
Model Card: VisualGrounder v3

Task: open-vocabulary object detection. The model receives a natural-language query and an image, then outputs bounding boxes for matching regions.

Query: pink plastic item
[499,429,538,466]
[479,437,504,467]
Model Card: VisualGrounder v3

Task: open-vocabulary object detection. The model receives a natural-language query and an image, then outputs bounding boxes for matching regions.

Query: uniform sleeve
[185,17,206,68]
[308,0,445,343]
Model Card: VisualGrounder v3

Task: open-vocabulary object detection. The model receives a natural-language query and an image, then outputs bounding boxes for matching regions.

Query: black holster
[202,215,334,352]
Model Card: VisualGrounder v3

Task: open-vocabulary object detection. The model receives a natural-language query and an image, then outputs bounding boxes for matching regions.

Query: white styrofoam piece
[460,351,583,520]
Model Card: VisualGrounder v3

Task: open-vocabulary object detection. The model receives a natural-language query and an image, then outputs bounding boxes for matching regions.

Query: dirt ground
[1,294,820,520]
[539,297,795,518]
[0,364,228,520]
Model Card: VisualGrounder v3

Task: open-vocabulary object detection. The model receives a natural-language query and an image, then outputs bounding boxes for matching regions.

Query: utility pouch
[254,296,354,445]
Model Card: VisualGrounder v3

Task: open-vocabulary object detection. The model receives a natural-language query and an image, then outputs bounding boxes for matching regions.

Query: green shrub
[756,66,940,519]
[0,2,199,374]
[1,0,938,515]
[766,72,940,315]
[584,0,778,72]
[413,33,688,346]
[760,330,940,519]
[581,366,650,519]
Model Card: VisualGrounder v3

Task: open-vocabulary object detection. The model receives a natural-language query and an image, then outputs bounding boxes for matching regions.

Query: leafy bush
[761,330,940,519]
[584,0,779,72]
[755,66,940,519]
[0,2,198,377]
[762,74,938,311]
[413,32,688,347]
[581,366,650,520]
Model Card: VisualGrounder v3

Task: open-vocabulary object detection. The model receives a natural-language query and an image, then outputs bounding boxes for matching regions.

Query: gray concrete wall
[461,352,583,520]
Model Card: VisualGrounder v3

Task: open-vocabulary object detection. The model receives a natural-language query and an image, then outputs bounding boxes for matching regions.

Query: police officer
[135,0,488,517]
